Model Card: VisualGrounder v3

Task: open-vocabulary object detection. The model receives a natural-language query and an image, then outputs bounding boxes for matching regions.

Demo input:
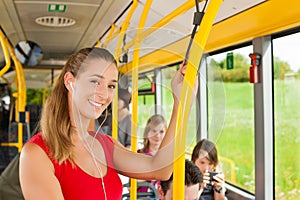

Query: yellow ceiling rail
[101,24,117,47]
[172,0,223,199]
[119,38,188,74]
[123,0,196,52]
[0,29,11,77]
[103,25,122,47]
[94,40,101,47]
[119,0,197,74]
[120,0,300,73]
[206,0,300,52]
[112,0,138,140]
[114,0,138,61]
[130,1,153,199]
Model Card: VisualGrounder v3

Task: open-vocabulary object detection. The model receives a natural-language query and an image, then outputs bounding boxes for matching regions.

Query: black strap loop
[193,11,204,26]
[184,1,208,65]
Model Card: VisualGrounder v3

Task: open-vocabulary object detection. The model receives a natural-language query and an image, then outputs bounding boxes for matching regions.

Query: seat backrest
[122,181,159,200]
[0,153,24,200]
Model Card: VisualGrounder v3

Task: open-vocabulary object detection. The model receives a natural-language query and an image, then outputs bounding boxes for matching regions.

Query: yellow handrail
[173,0,223,199]
[118,0,200,74]
[123,0,196,52]
[112,0,138,140]
[103,27,122,48]
[0,33,27,152]
[101,24,116,47]
[130,1,153,199]
[0,30,11,77]
[219,156,236,183]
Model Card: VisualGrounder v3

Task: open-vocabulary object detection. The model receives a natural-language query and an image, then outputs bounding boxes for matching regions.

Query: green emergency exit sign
[48,4,66,12]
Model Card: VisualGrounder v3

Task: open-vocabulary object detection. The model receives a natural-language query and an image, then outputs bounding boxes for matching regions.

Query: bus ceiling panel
[13,1,99,51]
[127,0,205,31]
[0,0,26,44]
[215,0,266,23]
[0,0,269,85]
[116,0,268,72]
[106,0,266,68]
[0,0,131,61]
[105,27,185,64]
[117,29,185,66]
[105,0,266,44]
[108,0,196,46]
[26,31,83,60]
[77,0,132,49]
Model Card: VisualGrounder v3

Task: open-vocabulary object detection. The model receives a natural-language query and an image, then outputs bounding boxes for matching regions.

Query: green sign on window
[226,52,234,70]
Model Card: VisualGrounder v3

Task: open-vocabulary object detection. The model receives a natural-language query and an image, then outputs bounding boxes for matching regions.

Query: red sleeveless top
[28,132,122,200]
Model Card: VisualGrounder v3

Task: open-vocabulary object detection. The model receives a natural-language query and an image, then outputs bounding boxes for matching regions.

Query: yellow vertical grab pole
[172,0,223,199]
[112,0,138,140]
[8,43,27,152]
[0,30,11,77]
[130,1,153,200]
[0,33,27,152]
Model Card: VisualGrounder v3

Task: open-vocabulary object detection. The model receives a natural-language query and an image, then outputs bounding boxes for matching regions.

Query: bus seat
[122,181,159,200]
[0,153,24,200]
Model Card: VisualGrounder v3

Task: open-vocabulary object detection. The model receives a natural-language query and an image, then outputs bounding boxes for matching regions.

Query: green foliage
[229,53,249,69]
[26,88,51,105]
[208,82,255,192]
[209,53,250,82]
[273,56,293,79]
[274,80,300,199]
[26,88,46,105]
[207,80,300,198]
[210,53,299,82]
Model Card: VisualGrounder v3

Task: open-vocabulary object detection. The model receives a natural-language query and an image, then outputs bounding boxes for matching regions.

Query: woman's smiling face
[72,58,118,120]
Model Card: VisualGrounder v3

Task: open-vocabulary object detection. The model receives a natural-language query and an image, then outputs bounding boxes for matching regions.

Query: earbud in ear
[69,82,74,91]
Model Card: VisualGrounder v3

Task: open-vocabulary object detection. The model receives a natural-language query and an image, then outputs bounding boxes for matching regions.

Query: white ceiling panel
[0,0,266,88]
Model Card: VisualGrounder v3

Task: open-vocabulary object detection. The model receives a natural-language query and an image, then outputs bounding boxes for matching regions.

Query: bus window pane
[273,32,300,199]
[137,94,155,147]
[138,94,155,127]
[207,46,255,193]
[161,66,197,153]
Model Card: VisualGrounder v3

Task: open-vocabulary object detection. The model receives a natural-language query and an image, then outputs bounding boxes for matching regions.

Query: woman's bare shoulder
[22,142,44,155]
[20,142,64,199]
[20,142,52,167]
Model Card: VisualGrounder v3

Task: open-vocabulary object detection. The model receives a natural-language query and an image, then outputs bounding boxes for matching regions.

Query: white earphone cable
[72,85,108,200]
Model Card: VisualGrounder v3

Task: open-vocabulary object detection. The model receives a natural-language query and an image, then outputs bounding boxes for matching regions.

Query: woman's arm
[19,143,64,200]
[113,64,198,180]
[113,103,178,180]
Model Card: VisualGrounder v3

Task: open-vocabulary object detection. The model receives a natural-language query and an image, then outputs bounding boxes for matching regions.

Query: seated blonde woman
[137,114,167,193]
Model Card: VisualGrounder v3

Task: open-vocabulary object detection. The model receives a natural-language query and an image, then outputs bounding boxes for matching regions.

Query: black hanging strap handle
[183,0,208,65]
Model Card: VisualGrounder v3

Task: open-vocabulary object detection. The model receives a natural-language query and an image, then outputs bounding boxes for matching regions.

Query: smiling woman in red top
[19,47,198,200]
